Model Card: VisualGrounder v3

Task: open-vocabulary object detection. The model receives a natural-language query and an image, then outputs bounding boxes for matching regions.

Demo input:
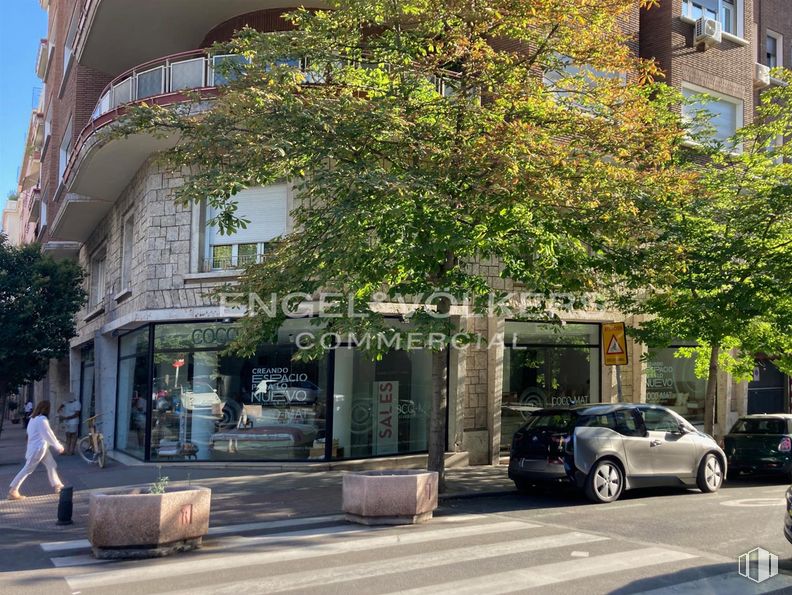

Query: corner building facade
[18,0,790,467]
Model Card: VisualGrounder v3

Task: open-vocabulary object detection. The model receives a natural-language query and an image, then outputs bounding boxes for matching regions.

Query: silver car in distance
[564,404,726,503]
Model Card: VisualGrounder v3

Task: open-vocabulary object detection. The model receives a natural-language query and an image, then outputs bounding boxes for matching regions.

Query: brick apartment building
[11,0,790,466]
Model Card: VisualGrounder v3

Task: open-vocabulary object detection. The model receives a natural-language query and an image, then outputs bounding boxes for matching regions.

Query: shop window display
[149,321,327,462]
[645,348,706,425]
[500,322,601,452]
[116,319,435,462]
[332,348,432,459]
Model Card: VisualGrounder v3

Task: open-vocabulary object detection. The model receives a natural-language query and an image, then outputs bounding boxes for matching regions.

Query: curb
[439,489,515,501]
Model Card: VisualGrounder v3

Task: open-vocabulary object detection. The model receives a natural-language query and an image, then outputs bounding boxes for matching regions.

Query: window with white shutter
[205,184,288,271]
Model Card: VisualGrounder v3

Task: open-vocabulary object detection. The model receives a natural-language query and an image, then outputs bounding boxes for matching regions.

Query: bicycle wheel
[77,435,97,464]
[97,435,106,468]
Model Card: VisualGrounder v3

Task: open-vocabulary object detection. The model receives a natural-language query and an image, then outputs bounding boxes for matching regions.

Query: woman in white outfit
[8,400,65,500]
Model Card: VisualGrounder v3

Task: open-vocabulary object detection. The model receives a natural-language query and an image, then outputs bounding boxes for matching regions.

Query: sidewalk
[0,422,515,536]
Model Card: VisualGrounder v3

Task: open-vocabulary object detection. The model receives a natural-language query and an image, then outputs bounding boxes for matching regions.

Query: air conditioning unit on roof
[695,17,722,48]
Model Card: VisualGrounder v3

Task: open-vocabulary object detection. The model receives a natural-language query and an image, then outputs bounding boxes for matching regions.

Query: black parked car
[508,408,576,491]
[724,415,792,480]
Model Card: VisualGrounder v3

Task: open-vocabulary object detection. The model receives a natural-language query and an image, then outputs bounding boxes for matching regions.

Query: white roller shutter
[207,184,288,245]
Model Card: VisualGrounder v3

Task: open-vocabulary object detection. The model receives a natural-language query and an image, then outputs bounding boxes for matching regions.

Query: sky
[0,1,48,216]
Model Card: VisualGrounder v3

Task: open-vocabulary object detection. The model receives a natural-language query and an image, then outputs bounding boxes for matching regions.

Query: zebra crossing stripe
[391,547,698,594]
[160,531,610,595]
[41,512,488,553]
[64,519,537,590]
[41,513,351,552]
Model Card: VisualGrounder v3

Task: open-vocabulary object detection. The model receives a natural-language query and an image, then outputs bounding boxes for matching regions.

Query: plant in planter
[88,473,211,559]
[342,470,438,525]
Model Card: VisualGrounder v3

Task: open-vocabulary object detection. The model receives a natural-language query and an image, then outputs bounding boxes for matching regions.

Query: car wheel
[584,459,624,504]
[697,453,723,493]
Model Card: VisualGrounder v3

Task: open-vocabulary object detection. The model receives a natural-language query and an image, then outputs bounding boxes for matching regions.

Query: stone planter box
[342,470,438,525]
[88,486,211,559]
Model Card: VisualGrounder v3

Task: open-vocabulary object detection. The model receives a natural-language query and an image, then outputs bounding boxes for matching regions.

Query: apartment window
[42,105,52,156]
[205,184,288,271]
[682,84,743,146]
[58,117,73,182]
[89,251,107,308]
[683,0,739,35]
[210,55,250,86]
[767,31,783,68]
[543,54,625,111]
[120,213,134,290]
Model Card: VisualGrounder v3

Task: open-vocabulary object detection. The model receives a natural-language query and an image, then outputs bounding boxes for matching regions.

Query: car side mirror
[673,425,689,435]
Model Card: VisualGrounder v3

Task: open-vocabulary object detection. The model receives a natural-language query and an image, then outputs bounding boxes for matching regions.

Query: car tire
[513,479,535,494]
[697,453,723,493]
[584,459,624,504]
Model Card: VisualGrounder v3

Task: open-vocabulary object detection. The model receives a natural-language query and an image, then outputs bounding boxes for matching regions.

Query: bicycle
[77,414,107,468]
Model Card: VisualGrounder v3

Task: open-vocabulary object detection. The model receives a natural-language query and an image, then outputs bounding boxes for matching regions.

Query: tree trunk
[426,287,453,493]
[704,344,719,437]
[428,349,448,492]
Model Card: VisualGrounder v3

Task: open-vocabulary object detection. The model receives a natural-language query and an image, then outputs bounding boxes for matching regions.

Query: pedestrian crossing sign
[602,323,628,366]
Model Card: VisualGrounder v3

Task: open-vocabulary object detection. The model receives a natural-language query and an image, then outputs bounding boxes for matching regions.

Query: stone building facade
[14,0,789,466]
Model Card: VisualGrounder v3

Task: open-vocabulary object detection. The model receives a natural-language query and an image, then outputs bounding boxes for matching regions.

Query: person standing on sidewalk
[58,394,81,455]
[22,400,33,428]
[8,400,65,500]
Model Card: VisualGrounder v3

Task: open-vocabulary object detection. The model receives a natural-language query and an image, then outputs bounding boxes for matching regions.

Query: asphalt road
[3,477,792,595]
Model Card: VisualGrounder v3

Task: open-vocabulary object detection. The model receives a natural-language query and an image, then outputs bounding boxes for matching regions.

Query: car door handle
[650,439,662,447]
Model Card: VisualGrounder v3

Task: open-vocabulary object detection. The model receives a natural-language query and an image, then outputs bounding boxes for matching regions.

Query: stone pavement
[0,422,515,537]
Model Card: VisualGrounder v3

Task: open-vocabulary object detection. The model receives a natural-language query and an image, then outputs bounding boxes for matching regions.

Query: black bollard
[56,486,74,525]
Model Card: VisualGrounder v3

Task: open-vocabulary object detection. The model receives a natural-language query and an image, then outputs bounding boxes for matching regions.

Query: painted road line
[206,514,346,536]
[42,513,348,552]
[162,531,610,595]
[41,512,487,553]
[65,520,539,591]
[50,555,112,569]
[391,547,697,594]
[41,539,91,553]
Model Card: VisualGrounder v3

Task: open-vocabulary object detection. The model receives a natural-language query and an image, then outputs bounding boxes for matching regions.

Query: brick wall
[756,0,792,66]
[641,0,755,122]
[39,0,111,244]
[201,9,297,46]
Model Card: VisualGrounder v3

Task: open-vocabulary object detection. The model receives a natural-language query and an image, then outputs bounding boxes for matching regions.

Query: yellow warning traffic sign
[602,322,628,366]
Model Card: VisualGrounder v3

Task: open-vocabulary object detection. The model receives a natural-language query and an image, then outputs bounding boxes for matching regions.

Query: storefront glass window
[150,320,328,462]
[116,319,436,462]
[645,348,706,425]
[116,326,151,458]
[332,348,432,459]
[501,321,601,452]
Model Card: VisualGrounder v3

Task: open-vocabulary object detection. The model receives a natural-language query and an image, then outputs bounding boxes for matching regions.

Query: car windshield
[523,412,574,432]
[730,419,788,434]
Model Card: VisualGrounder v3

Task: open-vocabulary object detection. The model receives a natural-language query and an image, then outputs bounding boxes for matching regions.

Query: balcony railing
[90,50,248,120]
[199,252,269,273]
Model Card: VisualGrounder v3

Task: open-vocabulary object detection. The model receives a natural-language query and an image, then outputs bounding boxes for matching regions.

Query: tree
[117,0,686,487]
[618,70,792,436]
[0,236,85,437]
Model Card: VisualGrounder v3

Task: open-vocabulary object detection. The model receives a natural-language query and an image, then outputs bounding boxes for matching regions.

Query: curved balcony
[52,50,224,243]
[73,0,323,75]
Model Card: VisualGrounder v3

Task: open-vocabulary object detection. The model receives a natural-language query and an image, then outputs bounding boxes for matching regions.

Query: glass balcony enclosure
[91,52,249,120]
